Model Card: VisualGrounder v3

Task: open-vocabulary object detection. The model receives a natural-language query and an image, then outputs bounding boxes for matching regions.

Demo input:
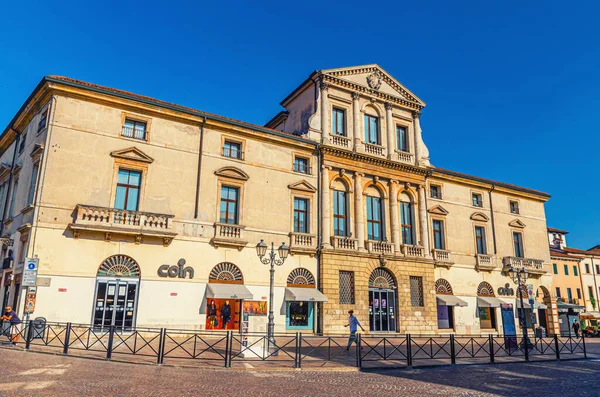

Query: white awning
[206,283,253,300]
[285,287,328,302]
[477,297,504,308]
[515,300,548,310]
[557,301,585,313]
[580,311,600,320]
[436,295,468,307]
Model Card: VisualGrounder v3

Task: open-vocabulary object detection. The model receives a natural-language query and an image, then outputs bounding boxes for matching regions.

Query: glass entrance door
[369,289,397,332]
[93,278,138,332]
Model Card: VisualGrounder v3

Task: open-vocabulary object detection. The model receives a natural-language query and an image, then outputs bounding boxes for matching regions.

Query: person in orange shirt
[1,306,22,345]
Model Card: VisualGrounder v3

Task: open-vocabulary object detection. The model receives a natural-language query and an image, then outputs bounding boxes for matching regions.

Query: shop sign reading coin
[158,258,194,279]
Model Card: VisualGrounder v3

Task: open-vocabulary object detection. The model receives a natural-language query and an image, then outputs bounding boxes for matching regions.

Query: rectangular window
[475,226,487,255]
[564,264,569,276]
[223,141,243,160]
[333,190,347,237]
[339,271,355,304]
[596,264,600,274]
[38,109,48,133]
[589,286,594,300]
[400,202,414,245]
[293,198,309,234]
[364,115,379,144]
[27,163,39,206]
[366,196,383,241]
[478,307,496,330]
[556,287,561,298]
[8,178,18,218]
[0,182,8,221]
[472,193,483,207]
[122,119,147,140]
[219,186,239,224]
[577,288,582,299]
[513,232,524,258]
[18,133,26,153]
[410,276,424,307]
[567,288,573,302]
[573,265,578,276]
[430,185,442,199]
[332,108,345,136]
[585,263,590,273]
[432,219,445,250]
[510,200,519,214]
[396,126,408,152]
[114,169,141,211]
[293,157,310,174]
[553,263,558,274]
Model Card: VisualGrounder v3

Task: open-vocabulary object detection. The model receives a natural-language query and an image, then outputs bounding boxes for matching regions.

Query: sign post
[22,258,39,287]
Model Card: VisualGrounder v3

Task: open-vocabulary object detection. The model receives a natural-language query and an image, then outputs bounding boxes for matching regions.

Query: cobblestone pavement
[0,348,599,397]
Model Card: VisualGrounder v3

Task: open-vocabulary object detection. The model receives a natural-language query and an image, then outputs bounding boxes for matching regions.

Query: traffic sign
[22,258,39,287]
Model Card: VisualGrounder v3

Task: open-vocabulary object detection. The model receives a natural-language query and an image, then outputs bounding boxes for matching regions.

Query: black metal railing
[0,321,589,369]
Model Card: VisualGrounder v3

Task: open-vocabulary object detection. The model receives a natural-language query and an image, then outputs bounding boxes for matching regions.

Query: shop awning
[206,283,253,300]
[515,300,548,310]
[285,287,328,302]
[436,295,468,307]
[477,297,504,308]
[557,301,585,313]
[580,311,600,320]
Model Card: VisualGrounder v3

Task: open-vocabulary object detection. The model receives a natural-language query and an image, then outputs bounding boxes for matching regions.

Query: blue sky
[1,1,599,248]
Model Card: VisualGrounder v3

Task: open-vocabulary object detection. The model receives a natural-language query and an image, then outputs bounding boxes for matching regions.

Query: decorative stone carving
[367,71,383,90]
[320,81,330,91]
[385,102,393,110]
[352,92,361,100]
[413,110,421,119]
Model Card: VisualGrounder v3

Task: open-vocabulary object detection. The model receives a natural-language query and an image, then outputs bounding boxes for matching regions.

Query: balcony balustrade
[366,240,394,255]
[395,151,414,164]
[502,256,547,275]
[330,134,351,148]
[289,232,317,255]
[363,142,385,156]
[476,254,495,271]
[211,223,247,250]
[331,236,358,251]
[432,249,453,267]
[401,244,425,258]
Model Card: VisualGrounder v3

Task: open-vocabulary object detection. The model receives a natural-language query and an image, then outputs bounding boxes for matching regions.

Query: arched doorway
[368,268,397,332]
[206,262,249,330]
[435,279,467,330]
[536,285,552,332]
[93,255,141,331]
[285,268,320,330]
[476,281,499,331]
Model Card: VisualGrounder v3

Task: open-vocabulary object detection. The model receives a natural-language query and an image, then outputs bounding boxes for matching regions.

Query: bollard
[407,334,412,367]
[63,323,72,355]
[106,325,115,360]
[450,334,456,365]
[488,334,495,363]
[554,334,560,360]
[25,321,33,351]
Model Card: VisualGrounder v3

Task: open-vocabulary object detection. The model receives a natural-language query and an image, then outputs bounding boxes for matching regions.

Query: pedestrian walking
[1,306,22,345]
[572,320,580,338]
[344,310,365,351]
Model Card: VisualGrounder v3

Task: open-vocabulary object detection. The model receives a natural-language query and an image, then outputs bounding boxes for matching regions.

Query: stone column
[354,172,365,251]
[321,165,332,248]
[385,103,395,159]
[413,111,422,166]
[352,92,362,151]
[389,180,400,253]
[417,184,431,257]
[320,82,330,142]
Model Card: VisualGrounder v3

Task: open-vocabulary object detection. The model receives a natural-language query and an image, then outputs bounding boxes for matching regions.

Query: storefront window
[479,307,496,329]
[437,305,454,329]
[287,301,313,330]
[206,298,241,330]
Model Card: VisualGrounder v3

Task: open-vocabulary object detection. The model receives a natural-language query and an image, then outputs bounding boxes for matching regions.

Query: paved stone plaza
[0,348,599,396]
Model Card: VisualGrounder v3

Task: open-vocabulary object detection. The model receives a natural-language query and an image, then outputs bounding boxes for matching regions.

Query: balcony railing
[211,223,247,250]
[330,134,351,148]
[432,249,453,267]
[366,240,394,254]
[70,205,176,246]
[401,244,425,258]
[363,142,384,156]
[395,151,414,164]
[331,236,358,251]
[289,232,317,255]
[503,256,547,275]
[476,254,495,271]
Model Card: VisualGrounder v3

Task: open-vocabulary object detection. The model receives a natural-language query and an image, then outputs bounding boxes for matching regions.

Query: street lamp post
[256,239,289,353]
[509,267,530,350]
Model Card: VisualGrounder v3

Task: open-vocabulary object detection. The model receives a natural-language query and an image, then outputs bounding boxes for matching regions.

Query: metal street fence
[0,321,588,369]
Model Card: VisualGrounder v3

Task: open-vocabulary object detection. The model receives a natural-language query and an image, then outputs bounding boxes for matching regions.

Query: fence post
[327,337,331,361]
[554,334,560,360]
[450,334,456,365]
[297,332,302,368]
[227,330,234,368]
[25,320,33,351]
[488,334,495,363]
[356,333,362,368]
[106,325,115,360]
[523,334,529,362]
[156,328,164,365]
[223,330,230,368]
[581,333,587,359]
[62,322,72,355]
[407,334,412,367]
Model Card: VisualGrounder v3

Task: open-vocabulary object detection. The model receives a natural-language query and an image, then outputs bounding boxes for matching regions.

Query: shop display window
[437,305,454,329]
[206,299,241,330]
[287,301,313,330]
[478,307,496,329]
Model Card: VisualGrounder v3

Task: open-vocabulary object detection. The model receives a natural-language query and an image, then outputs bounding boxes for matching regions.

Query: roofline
[0,77,49,138]
[547,227,569,234]
[264,110,289,129]
[279,71,319,107]
[432,168,550,199]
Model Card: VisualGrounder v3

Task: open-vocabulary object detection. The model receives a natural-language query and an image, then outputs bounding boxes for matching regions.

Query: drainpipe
[488,185,498,255]
[424,170,432,252]
[0,131,21,236]
[592,257,599,311]
[194,117,207,219]
[316,143,322,334]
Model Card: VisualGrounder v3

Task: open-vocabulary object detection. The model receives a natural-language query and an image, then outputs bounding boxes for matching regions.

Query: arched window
[287,268,316,287]
[366,186,384,241]
[477,281,495,297]
[97,255,140,278]
[435,279,453,295]
[369,268,396,289]
[332,179,350,237]
[400,192,414,245]
[209,262,244,284]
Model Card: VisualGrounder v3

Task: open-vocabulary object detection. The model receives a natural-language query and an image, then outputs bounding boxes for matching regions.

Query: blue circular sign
[28,263,36,270]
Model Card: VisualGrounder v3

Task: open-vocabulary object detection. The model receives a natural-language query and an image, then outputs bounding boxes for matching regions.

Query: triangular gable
[110,147,154,164]
[509,219,526,228]
[288,180,317,193]
[470,212,489,222]
[322,64,425,106]
[214,166,249,181]
[428,205,449,216]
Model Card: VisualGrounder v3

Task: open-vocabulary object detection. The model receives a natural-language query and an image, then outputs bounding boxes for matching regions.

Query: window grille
[339,271,355,304]
[410,276,424,306]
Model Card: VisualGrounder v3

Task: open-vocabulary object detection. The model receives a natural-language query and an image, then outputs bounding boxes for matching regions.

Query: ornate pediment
[214,166,249,181]
[470,212,490,222]
[110,147,154,164]
[509,219,526,228]
[288,180,317,193]
[428,205,449,216]
[322,65,425,106]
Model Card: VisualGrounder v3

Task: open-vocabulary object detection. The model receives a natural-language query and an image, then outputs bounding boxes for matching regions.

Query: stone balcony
[329,134,351,149]
[69,204,177,246]
[502,256,547,276]
[401,244,426,258]
[330,236,358,251]
[289,232,317,256]
[366,240,394,254]
[476,254,496,271]
[363,142,385,156]
[395,150,414,165]
[211,222,247,250]
[432,249,453,267]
